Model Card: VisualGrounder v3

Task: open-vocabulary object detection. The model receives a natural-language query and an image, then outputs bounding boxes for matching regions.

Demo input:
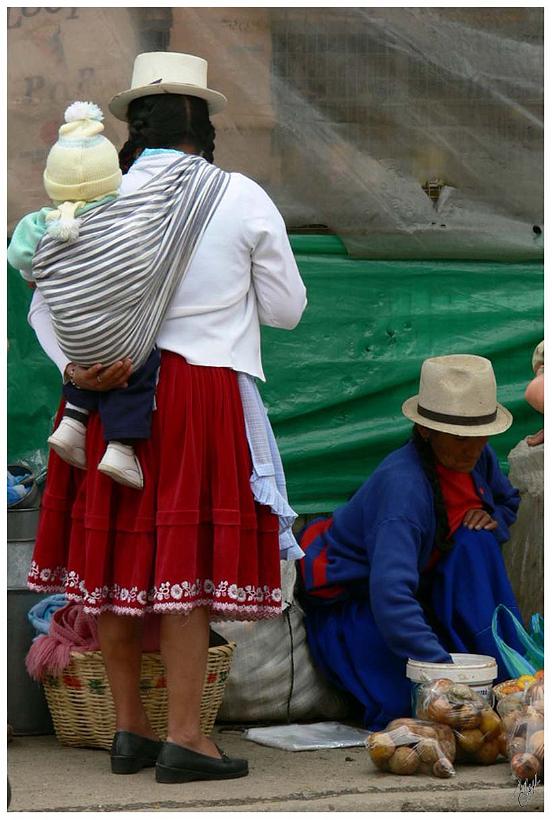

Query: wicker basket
[42,644,235,750]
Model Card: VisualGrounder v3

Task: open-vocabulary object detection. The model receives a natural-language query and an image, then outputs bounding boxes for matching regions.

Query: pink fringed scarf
[25,602,160,681]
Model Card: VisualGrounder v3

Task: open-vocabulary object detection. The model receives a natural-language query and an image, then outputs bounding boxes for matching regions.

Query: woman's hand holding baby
[65,359,132,391]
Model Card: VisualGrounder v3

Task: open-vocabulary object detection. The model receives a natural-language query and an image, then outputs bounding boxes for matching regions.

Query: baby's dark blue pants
[62,348,161,442]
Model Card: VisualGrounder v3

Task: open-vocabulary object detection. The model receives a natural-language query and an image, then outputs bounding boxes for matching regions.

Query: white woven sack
[212,562,350,722]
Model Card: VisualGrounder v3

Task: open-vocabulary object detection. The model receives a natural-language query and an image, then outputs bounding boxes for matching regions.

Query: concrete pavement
[7,729,544,812]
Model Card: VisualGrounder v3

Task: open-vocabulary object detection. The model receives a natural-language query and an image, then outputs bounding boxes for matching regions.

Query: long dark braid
[411,426,454,554]
[118,94,216,173]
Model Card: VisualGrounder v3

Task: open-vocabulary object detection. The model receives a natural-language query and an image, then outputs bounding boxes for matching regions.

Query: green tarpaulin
[7,236,543,512]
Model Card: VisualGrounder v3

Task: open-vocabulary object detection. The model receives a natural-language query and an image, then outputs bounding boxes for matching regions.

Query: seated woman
[298,354,524,730]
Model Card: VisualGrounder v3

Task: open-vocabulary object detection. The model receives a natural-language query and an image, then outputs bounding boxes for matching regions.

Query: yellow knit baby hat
[43,101,122,202]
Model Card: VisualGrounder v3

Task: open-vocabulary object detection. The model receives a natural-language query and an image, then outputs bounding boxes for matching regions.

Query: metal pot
[7,507,41,543]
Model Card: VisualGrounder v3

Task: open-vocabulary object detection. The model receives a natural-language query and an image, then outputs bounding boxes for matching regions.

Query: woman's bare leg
[160,607,220,758]
[97,612,158,739]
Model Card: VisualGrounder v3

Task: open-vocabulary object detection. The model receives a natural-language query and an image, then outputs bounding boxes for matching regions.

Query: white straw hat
[109,52,227,121]
[402,354,512,436]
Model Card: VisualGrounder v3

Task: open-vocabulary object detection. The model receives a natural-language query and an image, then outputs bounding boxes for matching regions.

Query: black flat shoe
[155,741,249,783]
[110,730,163,775]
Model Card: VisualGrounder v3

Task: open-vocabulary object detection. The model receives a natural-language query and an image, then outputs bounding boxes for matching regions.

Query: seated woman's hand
[462,509,498,531]
[64,359,132,391]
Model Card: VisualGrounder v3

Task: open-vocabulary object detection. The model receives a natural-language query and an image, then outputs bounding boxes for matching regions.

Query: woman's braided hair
[411,426,454,554]
[119,93,216,173]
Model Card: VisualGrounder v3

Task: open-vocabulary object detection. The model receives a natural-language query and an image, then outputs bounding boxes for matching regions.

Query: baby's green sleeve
[7,210,49,281]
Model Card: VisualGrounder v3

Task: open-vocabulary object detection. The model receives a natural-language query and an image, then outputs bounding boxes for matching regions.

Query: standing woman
[25,52,307,782]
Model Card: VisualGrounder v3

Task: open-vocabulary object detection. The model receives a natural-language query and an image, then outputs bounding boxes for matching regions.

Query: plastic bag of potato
[415,678,507,764]
[497,679,544,783]
[366,717,456,778]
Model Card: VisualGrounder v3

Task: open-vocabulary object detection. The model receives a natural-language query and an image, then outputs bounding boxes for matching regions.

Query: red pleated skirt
[27,351,282,619]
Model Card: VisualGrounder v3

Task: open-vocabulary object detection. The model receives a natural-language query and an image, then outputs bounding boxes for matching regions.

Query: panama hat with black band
[402,354,513,437]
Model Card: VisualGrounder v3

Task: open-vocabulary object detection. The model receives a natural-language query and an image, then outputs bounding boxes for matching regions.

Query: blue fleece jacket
[301,440,520,664]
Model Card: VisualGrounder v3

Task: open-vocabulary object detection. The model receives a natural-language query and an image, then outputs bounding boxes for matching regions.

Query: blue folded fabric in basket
[27,594,68,640]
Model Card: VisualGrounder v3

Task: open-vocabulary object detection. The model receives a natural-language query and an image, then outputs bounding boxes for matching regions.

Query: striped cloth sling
[31,153,230,370]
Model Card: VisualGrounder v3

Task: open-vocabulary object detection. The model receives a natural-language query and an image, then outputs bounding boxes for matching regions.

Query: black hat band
[417,404,498,427]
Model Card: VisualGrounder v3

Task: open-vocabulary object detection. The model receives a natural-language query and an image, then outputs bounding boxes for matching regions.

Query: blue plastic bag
[491,604,544,678]
[530,613,544,653]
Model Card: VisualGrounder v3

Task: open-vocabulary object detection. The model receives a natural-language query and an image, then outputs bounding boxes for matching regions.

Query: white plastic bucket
[406,653,498,713]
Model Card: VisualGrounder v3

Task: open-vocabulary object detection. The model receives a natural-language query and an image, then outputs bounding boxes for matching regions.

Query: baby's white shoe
[47,417,87,469]
[97,442,143,490]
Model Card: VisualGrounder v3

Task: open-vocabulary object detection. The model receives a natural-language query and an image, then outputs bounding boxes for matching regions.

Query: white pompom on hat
[43,101,122,202]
